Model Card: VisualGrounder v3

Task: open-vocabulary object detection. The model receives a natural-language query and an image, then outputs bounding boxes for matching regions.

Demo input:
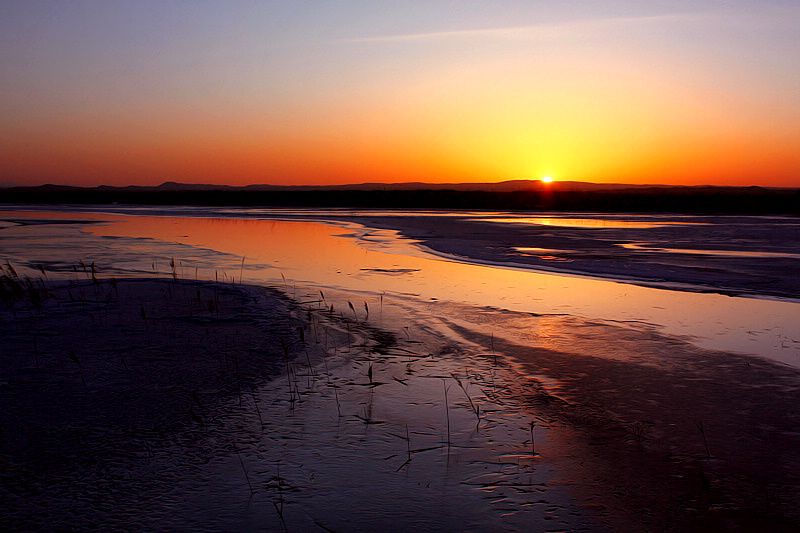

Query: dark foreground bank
[0,278,309,529]
[3,276,800,531]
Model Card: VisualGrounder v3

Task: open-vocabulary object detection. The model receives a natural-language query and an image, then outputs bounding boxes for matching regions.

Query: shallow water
[2,207,798,368]
[3,206,800,529]
[619,241,800,259]
[475,215,706,229]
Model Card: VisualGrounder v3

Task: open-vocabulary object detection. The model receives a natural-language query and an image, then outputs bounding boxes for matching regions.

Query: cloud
[338,13,700,44]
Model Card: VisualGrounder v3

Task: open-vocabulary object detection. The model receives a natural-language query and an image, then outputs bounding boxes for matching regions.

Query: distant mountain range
[147,179,654,192]
[2,180,798,214]
[5,179,794,193]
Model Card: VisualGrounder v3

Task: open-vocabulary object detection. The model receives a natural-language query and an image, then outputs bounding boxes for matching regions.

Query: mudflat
[3,276,800,530]
[2,208,800,530]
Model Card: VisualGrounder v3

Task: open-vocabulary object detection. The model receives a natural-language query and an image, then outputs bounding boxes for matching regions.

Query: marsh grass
[1,261,47,310]
[272,461,289,532]
[1,264,572,530]
[451,372,481,427]
[443,379,451,446]
[232,441,255,495]
[393,424,414,471]
[280,338,301,407]
[297,326,315,378]
[696,420,711,459]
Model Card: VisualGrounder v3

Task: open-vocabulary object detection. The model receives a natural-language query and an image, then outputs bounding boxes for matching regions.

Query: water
[2,206,798,368]
[3,205,800,529]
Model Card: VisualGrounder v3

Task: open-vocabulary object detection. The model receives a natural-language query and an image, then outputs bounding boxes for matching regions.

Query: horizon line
[3,179,797,191]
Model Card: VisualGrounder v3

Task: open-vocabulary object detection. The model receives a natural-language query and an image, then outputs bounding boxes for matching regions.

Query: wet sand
[3,276,800,530]
[1,278,301,529]
[423,301,800,530]
[1,278,598,531]
[2,208,800,530]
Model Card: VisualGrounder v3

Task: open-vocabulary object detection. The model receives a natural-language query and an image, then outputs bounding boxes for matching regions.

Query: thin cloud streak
[339,13,701,44]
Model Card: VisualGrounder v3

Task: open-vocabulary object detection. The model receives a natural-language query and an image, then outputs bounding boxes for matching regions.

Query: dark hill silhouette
[2,180,798,214]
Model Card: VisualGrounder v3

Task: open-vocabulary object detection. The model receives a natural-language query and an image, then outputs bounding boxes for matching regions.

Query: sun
[541,176,553,183]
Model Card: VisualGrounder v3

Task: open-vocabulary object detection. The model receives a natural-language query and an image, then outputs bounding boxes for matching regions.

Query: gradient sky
[2,1,799,187]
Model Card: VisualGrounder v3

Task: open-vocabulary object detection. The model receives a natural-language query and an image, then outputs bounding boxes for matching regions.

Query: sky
[2,1,799,188]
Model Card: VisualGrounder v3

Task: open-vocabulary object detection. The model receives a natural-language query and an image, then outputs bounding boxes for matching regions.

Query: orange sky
[2,2,799,188]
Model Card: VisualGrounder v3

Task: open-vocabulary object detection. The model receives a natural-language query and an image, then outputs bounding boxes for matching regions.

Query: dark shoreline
[3,182,800,214]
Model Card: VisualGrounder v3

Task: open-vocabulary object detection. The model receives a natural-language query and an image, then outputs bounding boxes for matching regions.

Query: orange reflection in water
[83,214,646,310]
[477,217,705,229]
[88,216,428,288]
[4,210,797,366]
[82,214,800,364]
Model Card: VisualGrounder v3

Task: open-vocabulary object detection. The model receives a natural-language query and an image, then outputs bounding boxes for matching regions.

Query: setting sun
[2,3,799,188]
[2,3,800,530]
